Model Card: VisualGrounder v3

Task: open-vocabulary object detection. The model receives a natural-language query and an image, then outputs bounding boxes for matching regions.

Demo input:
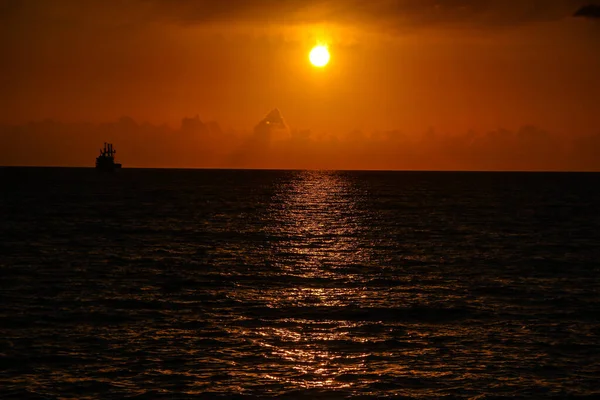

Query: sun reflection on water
[267,171,371,276]
[253,171,373,389]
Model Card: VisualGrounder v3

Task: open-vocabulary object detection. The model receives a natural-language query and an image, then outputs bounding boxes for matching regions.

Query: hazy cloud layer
[1,116,599,171]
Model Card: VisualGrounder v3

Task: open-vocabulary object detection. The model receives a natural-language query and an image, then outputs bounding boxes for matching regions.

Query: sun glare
[309,45,330,68]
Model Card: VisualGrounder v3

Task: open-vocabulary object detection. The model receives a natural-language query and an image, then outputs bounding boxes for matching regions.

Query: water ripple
[1,168,600,398]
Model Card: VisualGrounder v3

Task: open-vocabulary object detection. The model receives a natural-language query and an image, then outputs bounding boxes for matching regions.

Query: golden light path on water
[218,171,467,395]
[268,171,372,278]
[257,171,374,389]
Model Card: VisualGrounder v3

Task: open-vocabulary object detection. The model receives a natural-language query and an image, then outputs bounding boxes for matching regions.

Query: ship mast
[96,142,122,170]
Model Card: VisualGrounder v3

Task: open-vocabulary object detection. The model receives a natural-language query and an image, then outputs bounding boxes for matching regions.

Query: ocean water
[1,168,599,399]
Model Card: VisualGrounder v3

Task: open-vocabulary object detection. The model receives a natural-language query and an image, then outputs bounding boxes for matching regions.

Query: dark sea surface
[1,167,600,399]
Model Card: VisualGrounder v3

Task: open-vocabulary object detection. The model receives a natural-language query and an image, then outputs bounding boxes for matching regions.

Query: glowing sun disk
[309,45,330,67]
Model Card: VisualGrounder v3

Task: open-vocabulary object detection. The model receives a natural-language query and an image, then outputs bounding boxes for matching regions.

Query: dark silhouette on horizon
[1,113,600,171]
[95,142,122,171]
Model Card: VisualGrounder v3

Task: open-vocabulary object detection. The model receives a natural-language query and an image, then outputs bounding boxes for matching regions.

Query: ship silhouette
[95,142,122,171]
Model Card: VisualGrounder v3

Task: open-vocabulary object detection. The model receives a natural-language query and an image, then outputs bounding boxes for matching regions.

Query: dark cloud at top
[574,4,600,18]
[145,0,588,30]
[0,0,592,35]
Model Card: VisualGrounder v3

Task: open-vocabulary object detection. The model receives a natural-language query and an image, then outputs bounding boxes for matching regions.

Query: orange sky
[1,0,600,170]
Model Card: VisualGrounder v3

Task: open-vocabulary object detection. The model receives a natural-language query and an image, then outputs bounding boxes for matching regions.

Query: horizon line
[2,165,600,173]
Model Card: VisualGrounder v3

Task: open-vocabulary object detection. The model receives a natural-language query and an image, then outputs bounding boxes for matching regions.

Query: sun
[309,45,330,68]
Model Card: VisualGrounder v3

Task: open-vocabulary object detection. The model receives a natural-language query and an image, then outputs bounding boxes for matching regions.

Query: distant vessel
[96,142,122,171]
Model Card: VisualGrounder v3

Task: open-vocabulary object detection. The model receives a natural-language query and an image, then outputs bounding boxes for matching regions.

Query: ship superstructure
[95,142,122,171]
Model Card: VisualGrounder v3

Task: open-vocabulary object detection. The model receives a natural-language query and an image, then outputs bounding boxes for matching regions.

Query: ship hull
[95,159,122,172]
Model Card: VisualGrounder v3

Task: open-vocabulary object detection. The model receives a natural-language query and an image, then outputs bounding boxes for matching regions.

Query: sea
[1,167,599,399]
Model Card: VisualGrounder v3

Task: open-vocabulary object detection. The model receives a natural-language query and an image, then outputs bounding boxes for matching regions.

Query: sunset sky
[1,0,599,170]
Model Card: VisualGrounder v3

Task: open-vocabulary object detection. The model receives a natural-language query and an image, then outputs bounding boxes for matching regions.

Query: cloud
[145,0,585,31]
[2,115,599,171]
[1,0,592,32]
[0,0,591,43]
[574,4,600,18]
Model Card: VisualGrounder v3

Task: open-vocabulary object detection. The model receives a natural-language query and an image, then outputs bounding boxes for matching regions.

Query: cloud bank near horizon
[1,114,599,171]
